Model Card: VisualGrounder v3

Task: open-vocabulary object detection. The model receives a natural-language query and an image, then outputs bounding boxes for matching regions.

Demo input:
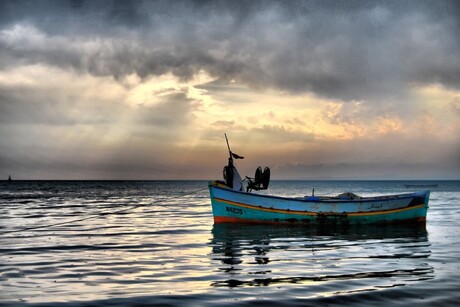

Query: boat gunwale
[209,182,428,204]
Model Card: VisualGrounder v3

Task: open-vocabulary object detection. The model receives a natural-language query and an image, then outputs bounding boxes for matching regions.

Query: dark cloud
[0,1,459,179]
[0,0,459,101]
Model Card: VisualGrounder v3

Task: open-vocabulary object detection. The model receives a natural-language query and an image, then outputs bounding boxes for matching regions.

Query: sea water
[1,180,460,306]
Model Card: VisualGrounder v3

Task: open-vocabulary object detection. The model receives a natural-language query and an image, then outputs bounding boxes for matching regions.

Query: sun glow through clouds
[0,1,458,179]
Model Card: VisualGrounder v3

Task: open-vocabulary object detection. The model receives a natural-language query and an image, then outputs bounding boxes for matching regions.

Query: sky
[0,0,459,180]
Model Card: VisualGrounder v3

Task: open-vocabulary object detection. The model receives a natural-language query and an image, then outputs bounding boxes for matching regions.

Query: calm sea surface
[1,180,460,306]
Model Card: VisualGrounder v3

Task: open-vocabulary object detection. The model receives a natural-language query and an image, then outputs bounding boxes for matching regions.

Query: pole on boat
[224,133,233,162]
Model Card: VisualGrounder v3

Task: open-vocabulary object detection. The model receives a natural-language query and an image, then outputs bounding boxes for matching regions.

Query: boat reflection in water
[209,223,432,294]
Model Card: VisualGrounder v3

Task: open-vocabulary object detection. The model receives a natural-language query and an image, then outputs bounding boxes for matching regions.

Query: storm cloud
[1,0,459,101]
[0,0,459,179]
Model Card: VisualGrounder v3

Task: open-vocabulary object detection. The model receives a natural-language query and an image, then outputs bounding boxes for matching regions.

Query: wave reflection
[209,224,432,294]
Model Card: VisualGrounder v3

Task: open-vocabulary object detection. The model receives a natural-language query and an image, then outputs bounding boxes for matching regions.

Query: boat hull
[208,181,429,224]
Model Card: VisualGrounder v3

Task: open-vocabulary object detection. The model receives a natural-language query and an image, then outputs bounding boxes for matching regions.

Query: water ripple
[1,180,460,306]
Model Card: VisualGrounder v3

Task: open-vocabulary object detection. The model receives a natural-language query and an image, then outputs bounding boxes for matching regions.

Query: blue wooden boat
[208,135,429,225]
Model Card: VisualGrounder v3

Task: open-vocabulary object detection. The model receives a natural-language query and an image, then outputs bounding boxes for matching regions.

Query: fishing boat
[208,135,430,225]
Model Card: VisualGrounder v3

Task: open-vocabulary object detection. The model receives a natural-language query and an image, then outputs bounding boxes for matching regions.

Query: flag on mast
[231,152,244,159]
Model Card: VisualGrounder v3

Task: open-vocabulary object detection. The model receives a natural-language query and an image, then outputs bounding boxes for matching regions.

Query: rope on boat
[0,187,209,236]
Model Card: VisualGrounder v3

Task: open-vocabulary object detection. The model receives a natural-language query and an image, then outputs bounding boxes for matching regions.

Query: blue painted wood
[208,181,429,224]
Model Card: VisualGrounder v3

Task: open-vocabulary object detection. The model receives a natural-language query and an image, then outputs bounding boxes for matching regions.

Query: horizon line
[3,178,459,182]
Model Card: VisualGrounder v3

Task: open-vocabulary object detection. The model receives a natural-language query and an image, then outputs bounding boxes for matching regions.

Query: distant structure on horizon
[404,183,438,188]
[8,175,12,181]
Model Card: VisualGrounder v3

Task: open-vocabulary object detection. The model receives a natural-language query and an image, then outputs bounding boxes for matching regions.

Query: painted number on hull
[226,206,243,215]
